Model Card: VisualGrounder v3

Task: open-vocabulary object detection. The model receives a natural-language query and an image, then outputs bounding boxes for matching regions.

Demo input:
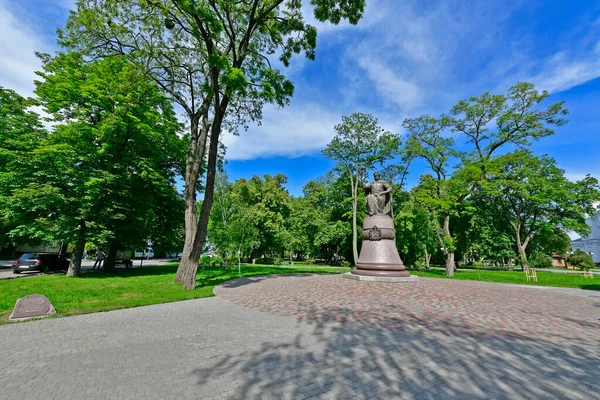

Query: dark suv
[12,253,69,273]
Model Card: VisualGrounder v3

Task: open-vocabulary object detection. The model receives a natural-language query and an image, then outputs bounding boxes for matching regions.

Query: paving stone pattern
[0,275,598,399]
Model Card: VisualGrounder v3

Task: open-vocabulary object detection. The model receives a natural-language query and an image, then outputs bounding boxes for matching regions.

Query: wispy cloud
[221,104,341,160]
[0,3,44,96]
[527,43,600,93]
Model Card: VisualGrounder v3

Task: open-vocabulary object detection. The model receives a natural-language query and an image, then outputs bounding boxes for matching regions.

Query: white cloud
[527,44,600,93]
[222,103,341,160]
[355,57,422,110]
[0,3,44,96]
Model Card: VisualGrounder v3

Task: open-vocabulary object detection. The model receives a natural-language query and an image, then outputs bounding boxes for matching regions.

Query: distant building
[571,204,600,264]
[551,253,567,268]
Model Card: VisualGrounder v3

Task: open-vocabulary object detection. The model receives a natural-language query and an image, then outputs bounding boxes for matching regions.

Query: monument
[9,294,56,320]
[345,171,418,282]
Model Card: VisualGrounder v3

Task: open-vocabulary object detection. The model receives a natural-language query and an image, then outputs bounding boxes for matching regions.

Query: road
[0,258,175,280]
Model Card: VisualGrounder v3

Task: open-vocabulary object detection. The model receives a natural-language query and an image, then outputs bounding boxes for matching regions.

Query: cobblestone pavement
[0,275,598,400]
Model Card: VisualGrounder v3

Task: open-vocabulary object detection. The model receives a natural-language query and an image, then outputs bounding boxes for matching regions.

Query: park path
[1,275,599,399]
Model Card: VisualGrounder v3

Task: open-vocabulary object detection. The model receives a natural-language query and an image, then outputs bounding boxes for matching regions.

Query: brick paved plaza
[1,274,599,399]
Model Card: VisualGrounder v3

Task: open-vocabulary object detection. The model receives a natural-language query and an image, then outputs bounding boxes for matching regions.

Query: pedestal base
[343,273,419,283]
[354,215,409,278]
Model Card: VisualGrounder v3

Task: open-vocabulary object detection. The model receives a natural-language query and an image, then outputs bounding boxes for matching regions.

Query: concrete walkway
[1,275,599,399]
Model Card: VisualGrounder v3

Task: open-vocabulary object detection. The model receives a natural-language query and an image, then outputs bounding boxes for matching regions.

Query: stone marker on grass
[9,294,56,321]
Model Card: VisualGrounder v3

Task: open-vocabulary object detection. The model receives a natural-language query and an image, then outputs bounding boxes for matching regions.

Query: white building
[571,205,600,263]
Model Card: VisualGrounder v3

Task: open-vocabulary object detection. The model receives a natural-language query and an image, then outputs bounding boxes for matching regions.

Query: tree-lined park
[1,0,599,303]
[2,2,600,399]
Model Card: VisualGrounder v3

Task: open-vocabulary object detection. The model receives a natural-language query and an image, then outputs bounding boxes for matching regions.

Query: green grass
[0,265,348,323]
[413,268,600,290]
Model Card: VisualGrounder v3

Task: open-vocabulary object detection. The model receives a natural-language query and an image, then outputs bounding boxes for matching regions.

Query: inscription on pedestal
[9,294,56,320]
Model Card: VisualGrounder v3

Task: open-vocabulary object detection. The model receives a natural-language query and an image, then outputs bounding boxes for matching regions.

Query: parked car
[12,253,69,273]
[133,248,154,259]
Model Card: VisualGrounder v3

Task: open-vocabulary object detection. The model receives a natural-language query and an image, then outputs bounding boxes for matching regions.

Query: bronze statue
[362,171,392,216]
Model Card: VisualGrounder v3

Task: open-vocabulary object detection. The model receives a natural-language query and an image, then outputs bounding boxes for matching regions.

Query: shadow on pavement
[192,307,600,399]
[219,274,317,289]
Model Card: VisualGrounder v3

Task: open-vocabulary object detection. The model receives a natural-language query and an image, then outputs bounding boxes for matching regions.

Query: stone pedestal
[352,215,411,278]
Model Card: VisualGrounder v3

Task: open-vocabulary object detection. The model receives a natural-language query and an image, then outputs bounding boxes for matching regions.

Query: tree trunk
[442,214,455,277]
[424,244,431,270]
[66,223,86,277]
[517,242,529,272]
[514,225,529,272]
[178,103,228,290]
[175,115,208,284]
[104,241,119,272]
[445,251,455,277]
[352,195,358,264]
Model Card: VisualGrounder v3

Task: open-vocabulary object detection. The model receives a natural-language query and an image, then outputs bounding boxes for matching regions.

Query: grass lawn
[0,265,348,324]
[413,268,600,290]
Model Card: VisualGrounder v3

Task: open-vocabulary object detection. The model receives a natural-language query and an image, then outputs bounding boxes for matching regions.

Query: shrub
[272,257,283,266]
[530,253,553,269]
[473,261,485,269]
[209,255,223,267]
[304,257,316,266]
[199,255,212,266]
[567,249,595,271]
[340,260,351,268]
[414,260,426,272]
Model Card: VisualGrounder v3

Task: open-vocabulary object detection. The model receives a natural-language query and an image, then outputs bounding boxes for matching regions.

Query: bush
[199,255,212,266]
[473,261,485,269]
[340,260,351,268]
[530,253,553,269]
[304,257,316,266]
[567,249,595,271]
[209,255,223,267]
[272,257,283,266]
[414,260,427,272]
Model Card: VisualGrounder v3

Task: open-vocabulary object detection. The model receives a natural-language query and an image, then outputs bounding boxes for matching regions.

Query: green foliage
[305,257,316,266]
[483,150,600,268]
[340,260,351,268]
[567,249,595,271]
[1,55,185,272]
[199,255,213,266]
[414,260,427,273]
[272,256,283,266]
[530,253,553,269]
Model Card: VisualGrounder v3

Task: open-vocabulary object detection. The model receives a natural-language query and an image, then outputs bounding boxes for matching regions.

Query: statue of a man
[362,171,392,216]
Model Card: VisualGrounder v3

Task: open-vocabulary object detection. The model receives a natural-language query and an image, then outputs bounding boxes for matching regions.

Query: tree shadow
[79,265,178,279]
[191,307,600,399]
[581,284,600,291]
[219,274,319,289]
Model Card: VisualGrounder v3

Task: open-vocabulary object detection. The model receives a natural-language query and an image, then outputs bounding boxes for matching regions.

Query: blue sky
[1,0,600,197]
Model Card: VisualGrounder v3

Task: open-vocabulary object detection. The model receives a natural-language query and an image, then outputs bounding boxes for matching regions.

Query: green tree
[301,173,352,263]
[60,0,366,289]
[403,116,469,276]
[323,112,400,263]
[405,82,569,276]
[2,54,184,276]
[0,87,47,246]
[566,249,595,271]
[483,151,600,271]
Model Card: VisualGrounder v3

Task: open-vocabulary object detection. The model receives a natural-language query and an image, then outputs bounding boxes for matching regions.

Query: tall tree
[2,53,183,276]
[323,112,400,264]
[405,82,569,275]
[0,87,47,246]
[403,116,468,276]
[60,0,366,289]
[483,151,600,270]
